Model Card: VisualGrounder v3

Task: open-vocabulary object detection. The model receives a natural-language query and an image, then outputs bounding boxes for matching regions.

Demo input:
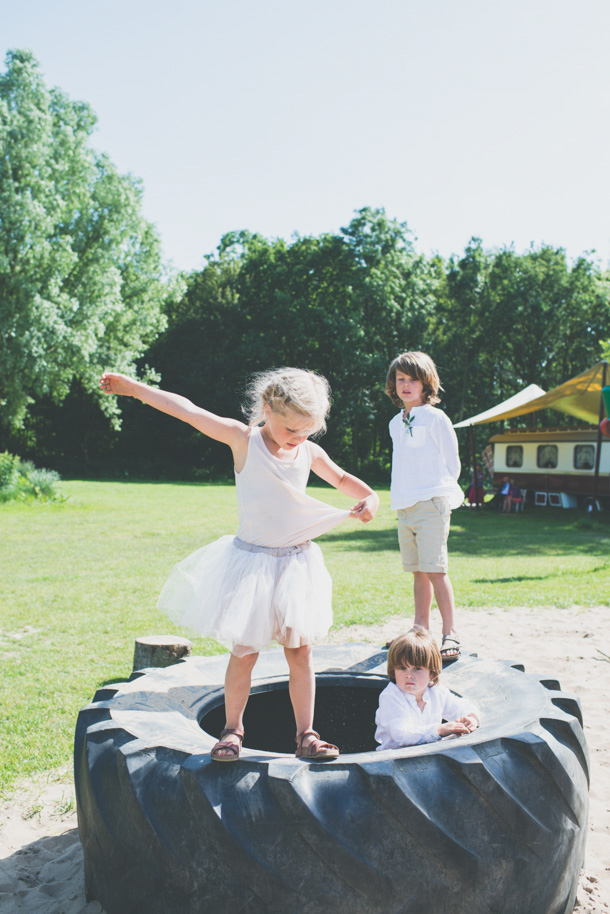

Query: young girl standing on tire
[385,352,464,661]
[100,367,379,762]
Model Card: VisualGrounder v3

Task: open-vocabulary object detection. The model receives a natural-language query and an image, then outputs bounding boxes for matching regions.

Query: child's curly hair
[385,351,442,408]
[243,367,331,437]
[387,626,442,686]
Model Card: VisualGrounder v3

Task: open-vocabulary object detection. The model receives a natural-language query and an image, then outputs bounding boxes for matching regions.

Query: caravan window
[537,445,558,469]
[574,444,595,470]
[506,445,523,468]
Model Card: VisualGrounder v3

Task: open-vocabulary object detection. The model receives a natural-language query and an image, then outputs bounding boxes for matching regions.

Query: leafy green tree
[331,208,433,467]
[430,242,610,483]
[0,49,176,432]
[487,247,610,394]
[111,241,246,478]
[226,209,428,472]
[433,242,610,423]
[112,208,430,478]
[428,239,499,423]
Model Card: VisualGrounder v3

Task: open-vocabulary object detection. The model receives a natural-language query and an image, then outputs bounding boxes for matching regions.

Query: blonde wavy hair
[242,367,332,437]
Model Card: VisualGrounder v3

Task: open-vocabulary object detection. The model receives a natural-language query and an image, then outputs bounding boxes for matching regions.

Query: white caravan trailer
[455,363,609,508]
[488,425,610,507]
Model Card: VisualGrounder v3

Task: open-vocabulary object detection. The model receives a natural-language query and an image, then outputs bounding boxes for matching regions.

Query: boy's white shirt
[374,681,479,750]
[389,404,463,510]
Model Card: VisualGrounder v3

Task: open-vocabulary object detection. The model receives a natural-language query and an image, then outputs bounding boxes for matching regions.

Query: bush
[25,467,63,499]
[0,452,65,503]
[0,451,20,501]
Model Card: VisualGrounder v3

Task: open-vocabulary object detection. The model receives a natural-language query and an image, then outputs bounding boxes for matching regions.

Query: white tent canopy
[453,363,608,428]
[453,384,546,428]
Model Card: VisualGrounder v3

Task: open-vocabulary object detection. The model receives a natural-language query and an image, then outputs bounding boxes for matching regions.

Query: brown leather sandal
[440,635,461,662]
[211,727,244,763]
[295,728,339,761]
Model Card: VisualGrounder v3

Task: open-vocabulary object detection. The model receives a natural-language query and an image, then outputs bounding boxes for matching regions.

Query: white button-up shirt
[389,404,463,511]
[375,681,479,749]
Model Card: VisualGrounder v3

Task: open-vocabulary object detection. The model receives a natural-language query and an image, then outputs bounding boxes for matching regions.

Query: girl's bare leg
[214,650,258,758]
[285,642,339,757]
[284,644,315,738]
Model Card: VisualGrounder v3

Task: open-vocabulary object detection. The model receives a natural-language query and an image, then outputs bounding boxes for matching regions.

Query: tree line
[2,50,609,484]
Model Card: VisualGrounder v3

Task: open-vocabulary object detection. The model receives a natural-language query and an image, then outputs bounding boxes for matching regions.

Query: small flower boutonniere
[402,411,414,437]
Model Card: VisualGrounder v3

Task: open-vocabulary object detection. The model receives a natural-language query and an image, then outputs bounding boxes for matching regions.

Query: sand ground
[0,604,608,913]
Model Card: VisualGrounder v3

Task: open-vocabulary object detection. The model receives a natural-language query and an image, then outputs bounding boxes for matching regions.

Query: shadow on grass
[472,575,545,584]
[320,527,398,551]
[320,508,610,558]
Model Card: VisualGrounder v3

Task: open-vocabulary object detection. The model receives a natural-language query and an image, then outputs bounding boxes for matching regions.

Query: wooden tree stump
[133,635,193,671]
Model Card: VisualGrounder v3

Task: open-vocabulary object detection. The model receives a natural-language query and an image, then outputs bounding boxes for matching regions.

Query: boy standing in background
[385,352,464,660]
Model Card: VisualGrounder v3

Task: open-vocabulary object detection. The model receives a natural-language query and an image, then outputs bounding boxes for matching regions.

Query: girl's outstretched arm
[99,373,249,465]
[308,443,379,523]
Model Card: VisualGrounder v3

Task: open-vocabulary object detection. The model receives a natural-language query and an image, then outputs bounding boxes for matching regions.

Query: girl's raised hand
[99,372,135,397]
[348,493,379,523]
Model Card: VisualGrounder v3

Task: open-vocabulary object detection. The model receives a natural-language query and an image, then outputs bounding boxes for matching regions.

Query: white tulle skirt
[156,535,333,657]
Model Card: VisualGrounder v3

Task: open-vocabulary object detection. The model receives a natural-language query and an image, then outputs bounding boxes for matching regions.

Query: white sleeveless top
[235,427,350,548]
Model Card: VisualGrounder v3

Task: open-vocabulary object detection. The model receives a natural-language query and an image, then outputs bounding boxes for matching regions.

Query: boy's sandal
[211,727,244,763]
[295,729,339,761]
[440,635,461,661]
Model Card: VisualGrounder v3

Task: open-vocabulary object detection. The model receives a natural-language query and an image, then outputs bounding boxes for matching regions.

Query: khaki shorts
[397,497,451,573]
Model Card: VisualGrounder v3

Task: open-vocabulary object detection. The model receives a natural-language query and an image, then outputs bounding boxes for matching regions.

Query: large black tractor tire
[74,645,588,914]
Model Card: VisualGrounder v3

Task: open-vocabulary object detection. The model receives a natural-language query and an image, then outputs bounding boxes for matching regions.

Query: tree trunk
[132,635,193,671]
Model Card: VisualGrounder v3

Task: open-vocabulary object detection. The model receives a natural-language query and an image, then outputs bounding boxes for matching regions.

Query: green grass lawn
[1,479,609,792]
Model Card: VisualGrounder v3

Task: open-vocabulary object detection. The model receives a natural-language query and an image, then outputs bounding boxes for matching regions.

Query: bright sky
[3,0,610,273]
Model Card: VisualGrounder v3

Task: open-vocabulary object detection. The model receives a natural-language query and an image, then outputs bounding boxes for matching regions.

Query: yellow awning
[454,362,608,427]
